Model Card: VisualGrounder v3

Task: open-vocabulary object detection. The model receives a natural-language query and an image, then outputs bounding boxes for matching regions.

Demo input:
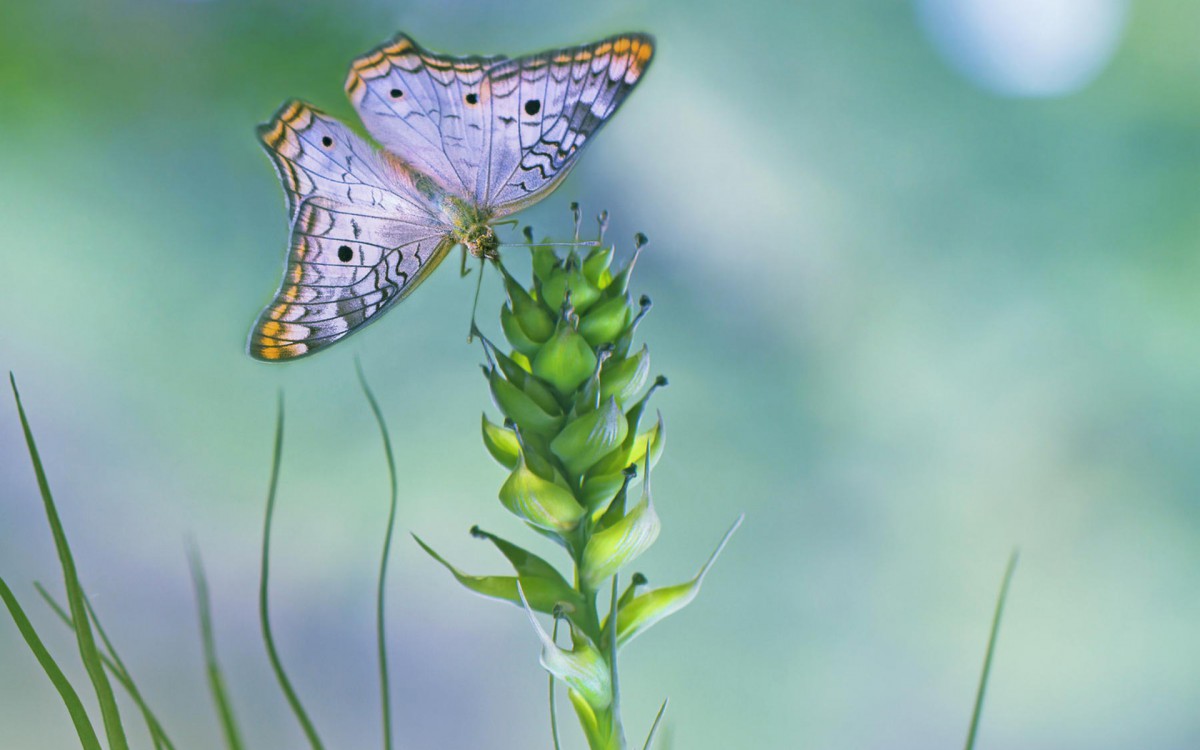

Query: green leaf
[610,515,743,648]
[518,585,613,711]
[642,698,670,750]
[10,374,128,750]
[413,535,580,614]
[0,577,102,750]
[551,398,629,478]
[469,526,574,591]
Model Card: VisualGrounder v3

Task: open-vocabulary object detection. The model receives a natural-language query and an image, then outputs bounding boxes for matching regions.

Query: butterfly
[248,32,655,361]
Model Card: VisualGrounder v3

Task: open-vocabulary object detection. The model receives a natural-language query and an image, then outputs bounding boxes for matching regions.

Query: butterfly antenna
[570,202,582,243]
[466,254,486,343]
[596,209,610,243]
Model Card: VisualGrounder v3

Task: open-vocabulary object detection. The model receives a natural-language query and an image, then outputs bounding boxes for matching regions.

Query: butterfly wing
[250,100,454,361]
[479,34,654,215]
[345,34,503,199]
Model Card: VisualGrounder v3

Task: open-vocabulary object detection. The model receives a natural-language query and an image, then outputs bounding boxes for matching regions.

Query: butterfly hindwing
[480,34,654,214]
[252,100,453,360]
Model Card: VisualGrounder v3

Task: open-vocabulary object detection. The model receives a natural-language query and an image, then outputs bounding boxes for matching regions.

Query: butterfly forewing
[480,34,654,214]
[346,35,504,198]
[251,100,453,360]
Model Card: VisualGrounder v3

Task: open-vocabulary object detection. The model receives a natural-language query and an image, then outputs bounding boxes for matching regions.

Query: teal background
[2,0,1198,748]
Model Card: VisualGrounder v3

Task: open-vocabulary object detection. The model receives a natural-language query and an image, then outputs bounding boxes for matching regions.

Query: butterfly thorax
[440,195,499,260]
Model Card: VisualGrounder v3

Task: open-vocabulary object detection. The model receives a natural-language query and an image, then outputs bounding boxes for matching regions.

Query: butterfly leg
[465,253,486,343]
[459,244,474,277]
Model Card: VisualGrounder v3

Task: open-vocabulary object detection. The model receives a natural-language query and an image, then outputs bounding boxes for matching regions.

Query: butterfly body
[249,32,654,361]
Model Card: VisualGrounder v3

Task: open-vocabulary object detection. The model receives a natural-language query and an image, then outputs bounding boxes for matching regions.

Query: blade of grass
[641,698,668,750]
[34,584,175,750]
[187,545,245,750]
[0,577,102,750]
[355,360,400,750]
[258,394,325,750]
[10,373,129,750]
[964,549,1019,750]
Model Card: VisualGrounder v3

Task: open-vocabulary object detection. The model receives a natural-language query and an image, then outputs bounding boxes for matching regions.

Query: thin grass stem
[258,394,325,749]
[186,545,246,750]
[549,617,562,750]
[356,361,400,750]
[964,549,1019,750]
[34,584,175,750]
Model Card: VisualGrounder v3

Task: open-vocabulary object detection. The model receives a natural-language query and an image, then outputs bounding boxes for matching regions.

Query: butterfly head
[461,222,500,261]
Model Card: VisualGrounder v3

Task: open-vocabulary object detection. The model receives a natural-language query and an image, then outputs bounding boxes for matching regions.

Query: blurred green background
[2,0,1198,747]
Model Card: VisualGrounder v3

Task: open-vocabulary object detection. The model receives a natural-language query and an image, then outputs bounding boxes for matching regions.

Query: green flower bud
[488,368,562,438]
[541,265,602,314]
[590,410,665,478]
[491,346,562,416]
[581,492,660,591]
[499,453,586,533]
[533,317,598,395]
[550,397,629,478]
[599,345,650,404]
[499,263,556,342]
[613,294,652,358]
[531,239,561,282]
[606,235,645,296]
[579,293,632,347]
[579,465,634,516]
[582,243,614,287]
[481,413,519,469]
[501,304,545,356]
